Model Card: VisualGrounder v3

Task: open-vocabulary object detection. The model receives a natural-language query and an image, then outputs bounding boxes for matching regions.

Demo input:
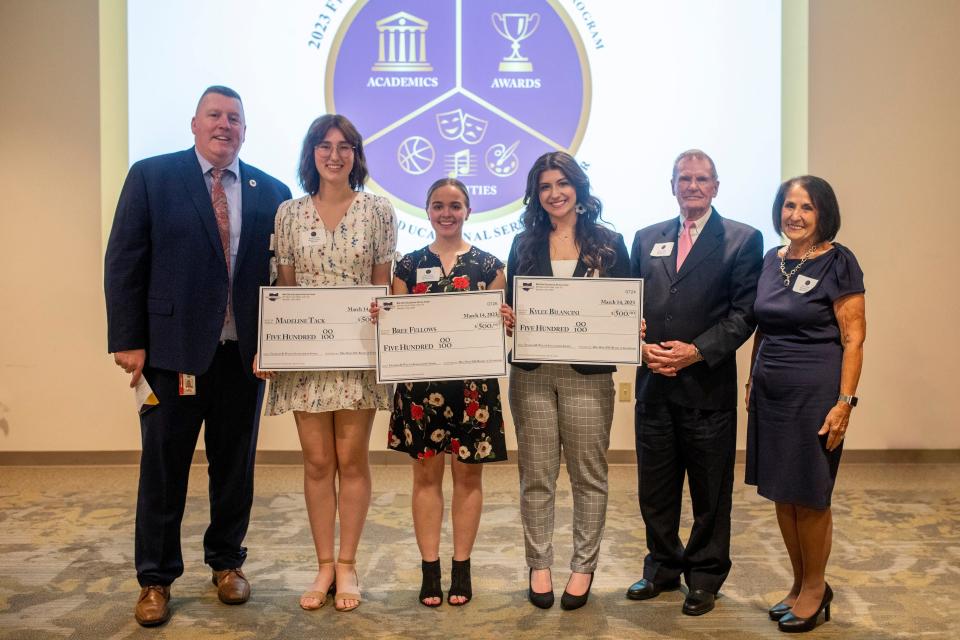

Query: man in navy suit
[626,150,762,616]
[105,86,291,626]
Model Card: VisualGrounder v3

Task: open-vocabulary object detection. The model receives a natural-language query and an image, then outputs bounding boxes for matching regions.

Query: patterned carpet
[0,462,958,639]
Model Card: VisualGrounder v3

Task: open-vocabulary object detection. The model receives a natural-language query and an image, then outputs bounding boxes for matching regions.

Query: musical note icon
[445,149,474,178]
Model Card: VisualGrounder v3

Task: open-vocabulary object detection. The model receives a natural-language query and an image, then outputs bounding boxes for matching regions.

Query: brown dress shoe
[212,568,251,604]
[135,585,171,627]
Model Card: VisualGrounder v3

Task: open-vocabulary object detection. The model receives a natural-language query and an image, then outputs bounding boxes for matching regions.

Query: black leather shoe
[682,589,716,616]
[560,572,594,611]
[778,584,832,633]
[528,568,554,609]
[626,577,681,600]
[769,600,792,621]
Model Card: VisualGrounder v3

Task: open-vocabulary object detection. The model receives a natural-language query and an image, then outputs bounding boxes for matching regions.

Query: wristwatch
[838,393,858,407]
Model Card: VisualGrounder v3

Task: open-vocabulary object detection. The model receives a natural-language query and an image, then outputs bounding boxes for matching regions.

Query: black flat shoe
[419,559,442,607]
[626,577,681,600]
[778,584,833,633]
[447,558,472,606]
[560,572,594,611]
[682,589,716,616]
[528,568,554,609]
[769,600,792,621]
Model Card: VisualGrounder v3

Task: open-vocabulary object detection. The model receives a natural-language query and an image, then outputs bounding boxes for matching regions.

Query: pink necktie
[676,219,695,270]
[211,169,232,325]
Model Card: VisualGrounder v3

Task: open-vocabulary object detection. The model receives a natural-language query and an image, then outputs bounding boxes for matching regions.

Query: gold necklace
[779,243,819,287]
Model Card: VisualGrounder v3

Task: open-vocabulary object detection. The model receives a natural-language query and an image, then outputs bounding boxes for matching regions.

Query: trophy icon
[492,13,540,72]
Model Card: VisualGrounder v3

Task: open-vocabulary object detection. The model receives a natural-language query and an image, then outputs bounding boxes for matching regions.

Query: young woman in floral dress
[374,178,507,607]
[255,114,396,613]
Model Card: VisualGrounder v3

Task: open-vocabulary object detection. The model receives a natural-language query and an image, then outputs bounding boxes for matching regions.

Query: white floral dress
[264,192,397,415]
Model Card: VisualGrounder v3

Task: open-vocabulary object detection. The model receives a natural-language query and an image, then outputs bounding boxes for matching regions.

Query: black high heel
[419,559,442,607]
[448,558,472,606]
[768,600,792,621]
[778,583,833,633]
[528,568,554,609]
[560,572,594,611]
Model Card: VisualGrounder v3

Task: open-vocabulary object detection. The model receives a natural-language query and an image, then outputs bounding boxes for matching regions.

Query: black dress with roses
[387,246,507,463]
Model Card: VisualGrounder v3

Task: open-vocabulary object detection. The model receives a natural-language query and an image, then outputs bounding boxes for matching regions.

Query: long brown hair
[515,151,617,274]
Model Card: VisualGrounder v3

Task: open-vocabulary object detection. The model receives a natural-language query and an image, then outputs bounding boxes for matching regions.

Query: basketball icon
[397,136,435,175]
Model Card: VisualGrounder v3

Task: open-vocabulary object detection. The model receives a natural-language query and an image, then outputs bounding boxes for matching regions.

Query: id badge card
[178,373,196,396]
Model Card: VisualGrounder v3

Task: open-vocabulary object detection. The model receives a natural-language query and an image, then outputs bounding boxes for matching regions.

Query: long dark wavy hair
[515,151,618,274]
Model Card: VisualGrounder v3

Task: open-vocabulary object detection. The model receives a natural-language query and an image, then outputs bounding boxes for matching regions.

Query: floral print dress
[387,246,507,463]
[264,192,397,415]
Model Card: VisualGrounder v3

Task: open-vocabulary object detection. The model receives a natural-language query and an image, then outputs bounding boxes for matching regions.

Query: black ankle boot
[448,558,472,606]
[419,559,442,607]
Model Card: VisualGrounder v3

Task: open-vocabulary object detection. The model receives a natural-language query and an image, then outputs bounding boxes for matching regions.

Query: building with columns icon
[372,12,433,72]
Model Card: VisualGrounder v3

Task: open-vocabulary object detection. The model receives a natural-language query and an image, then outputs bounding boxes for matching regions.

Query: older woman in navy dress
[745,176,866,633]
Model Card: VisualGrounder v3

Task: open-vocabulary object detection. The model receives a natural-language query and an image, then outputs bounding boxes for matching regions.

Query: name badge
[416,267,442,283]
[300,229,326,246]
[178,373,196,396]
[650,242,674,257]
[792,276,819,294]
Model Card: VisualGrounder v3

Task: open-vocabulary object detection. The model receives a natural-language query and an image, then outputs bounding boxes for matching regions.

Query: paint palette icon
[485,141,520,178]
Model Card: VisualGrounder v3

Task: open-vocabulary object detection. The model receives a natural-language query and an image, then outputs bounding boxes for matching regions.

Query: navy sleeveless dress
[745,243,864,509]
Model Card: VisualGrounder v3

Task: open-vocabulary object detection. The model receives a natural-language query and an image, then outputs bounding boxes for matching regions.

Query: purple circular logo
[326,0,591,221]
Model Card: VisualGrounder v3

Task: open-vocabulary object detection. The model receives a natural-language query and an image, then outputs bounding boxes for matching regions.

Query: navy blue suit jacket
[631,209,763,410]
[105,148,292,377]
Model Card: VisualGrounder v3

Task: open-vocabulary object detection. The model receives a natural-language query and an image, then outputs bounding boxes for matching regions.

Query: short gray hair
[671,149,718,182]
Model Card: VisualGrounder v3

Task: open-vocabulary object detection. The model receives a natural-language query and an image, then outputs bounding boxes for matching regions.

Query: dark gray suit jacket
[631,209,763,410]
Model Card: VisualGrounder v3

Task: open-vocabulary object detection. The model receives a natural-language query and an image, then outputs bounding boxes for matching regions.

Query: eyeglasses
[315,142,356,156]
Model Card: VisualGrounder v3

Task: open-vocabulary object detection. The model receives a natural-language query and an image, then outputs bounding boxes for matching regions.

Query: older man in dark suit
[105,86,291,626]
[626,150,762,616]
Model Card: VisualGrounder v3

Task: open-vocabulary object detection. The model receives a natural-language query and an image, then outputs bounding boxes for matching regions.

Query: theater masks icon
[436,109,488,145]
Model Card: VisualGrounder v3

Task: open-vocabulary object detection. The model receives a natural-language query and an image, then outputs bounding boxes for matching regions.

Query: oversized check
[375,290,508,383]
[258,286,387,370]
[512,277,643,366]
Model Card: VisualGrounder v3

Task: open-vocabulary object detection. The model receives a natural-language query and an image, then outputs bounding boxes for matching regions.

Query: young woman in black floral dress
[372,178,507,607]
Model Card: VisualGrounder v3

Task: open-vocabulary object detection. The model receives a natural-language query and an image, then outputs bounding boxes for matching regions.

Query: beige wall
[0,0,141,450]
[807,0,960,448]
[1,0,957,453]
